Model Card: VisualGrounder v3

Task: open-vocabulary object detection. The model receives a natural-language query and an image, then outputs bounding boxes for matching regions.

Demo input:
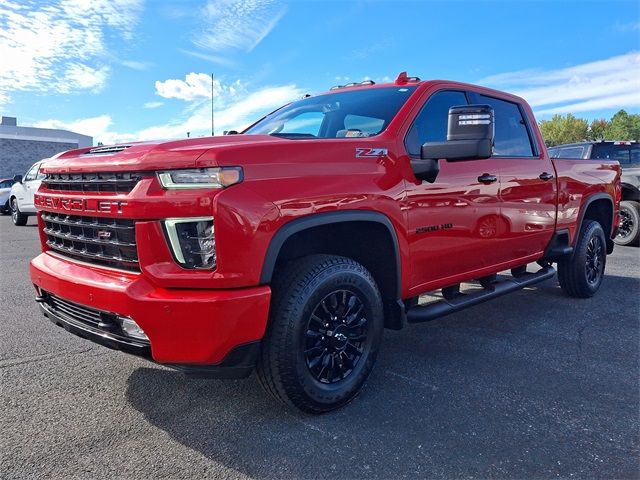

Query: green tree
[589,119,609,141]
[539,114,589,147]
[605,109,640,141]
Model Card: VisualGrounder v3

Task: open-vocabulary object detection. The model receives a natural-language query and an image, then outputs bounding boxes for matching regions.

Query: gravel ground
[1,214,639,479]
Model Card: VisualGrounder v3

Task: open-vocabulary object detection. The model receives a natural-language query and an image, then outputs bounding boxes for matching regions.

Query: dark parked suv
[549,141,640,246]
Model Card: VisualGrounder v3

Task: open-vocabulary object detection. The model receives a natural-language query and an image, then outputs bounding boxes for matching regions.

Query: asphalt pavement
[1,214,639,479]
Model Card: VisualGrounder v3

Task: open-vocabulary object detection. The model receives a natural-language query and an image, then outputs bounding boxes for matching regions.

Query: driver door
[402,89,505,293]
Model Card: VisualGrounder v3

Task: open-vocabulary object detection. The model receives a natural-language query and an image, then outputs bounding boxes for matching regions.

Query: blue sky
[1,0,639,145]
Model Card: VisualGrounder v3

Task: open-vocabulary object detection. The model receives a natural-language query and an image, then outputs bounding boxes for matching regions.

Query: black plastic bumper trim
[39,302,152,358]
[167,341,260,379]
[39,301,260,379]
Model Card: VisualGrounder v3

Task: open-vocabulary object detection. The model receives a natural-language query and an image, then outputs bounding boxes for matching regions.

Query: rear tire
[10,198,28,226]
[614,200,640,246]
[257,254,384,414]
[1,199,10,215]
[558,220,607,298]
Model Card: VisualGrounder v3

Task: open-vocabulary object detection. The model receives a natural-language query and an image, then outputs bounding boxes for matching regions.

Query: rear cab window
[591,143,640,166]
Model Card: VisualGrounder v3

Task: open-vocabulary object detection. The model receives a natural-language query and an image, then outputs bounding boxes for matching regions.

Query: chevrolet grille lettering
[34,195,128,214]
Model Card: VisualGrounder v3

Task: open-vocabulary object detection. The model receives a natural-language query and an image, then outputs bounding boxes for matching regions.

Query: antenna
[211,73,215,137]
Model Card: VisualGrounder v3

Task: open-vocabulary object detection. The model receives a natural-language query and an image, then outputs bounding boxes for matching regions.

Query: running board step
[406,267,556,324]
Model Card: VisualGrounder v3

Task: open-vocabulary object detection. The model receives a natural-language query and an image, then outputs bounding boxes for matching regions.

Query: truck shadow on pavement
[125,275,639,479]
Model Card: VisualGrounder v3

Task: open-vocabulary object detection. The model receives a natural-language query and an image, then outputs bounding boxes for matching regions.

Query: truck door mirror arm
[411,104,495,183]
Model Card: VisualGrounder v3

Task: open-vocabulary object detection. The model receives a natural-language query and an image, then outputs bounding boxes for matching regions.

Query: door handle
[539,172,554,181]
[477,173,497,184]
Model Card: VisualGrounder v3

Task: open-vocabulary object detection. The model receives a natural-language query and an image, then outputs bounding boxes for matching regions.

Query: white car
[9,159,47,226]
[0,177,16,214]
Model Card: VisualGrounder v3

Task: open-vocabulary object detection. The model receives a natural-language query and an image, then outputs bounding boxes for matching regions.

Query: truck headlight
[157,167,242,189]
[163,217,216,269]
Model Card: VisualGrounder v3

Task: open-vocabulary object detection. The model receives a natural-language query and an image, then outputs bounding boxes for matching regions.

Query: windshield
[244,86,417,139]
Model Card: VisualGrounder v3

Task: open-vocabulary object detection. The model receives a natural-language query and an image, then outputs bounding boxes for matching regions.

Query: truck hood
[41,135,286,173]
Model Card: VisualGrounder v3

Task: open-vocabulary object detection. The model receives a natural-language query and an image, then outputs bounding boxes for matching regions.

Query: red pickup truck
[30,73,621,413]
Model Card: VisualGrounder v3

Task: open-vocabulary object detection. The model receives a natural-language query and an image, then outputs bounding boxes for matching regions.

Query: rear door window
[477,95,535,157]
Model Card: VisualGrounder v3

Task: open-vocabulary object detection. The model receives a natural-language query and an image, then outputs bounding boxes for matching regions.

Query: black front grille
[48,294,103,327]
[42,292,150,347]
[43,172,144,193]
[42,212,139,272]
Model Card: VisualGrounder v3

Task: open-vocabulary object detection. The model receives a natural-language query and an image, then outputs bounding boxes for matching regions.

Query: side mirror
[412,105,495,183]
[13,174,22,184]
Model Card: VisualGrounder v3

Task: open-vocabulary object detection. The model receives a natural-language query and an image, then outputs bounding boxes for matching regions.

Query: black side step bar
[406,267,556,324]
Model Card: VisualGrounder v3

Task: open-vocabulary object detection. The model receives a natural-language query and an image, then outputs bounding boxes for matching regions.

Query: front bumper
[30,252,271,377]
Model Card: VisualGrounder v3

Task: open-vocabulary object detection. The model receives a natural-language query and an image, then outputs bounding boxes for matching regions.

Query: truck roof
[318,72,530,107]
[551,140,639,148]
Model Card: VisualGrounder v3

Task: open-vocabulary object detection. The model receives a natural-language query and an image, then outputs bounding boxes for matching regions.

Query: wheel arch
[621,183,640,202]
[260,210,406,329]
[574,193,615,254]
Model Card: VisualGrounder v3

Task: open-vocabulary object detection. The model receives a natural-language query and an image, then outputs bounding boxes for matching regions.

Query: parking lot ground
[1,214,639,479]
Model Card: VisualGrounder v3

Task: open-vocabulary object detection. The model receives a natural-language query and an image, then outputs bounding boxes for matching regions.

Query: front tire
[614,200,640,246]
[257,254,384,414]
[558,220,607,298]
[10,198,28,226]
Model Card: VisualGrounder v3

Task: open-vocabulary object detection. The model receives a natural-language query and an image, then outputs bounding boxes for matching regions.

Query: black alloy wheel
[585,235,605,286]
[558,219,607,298]
[614,200,640,246]
[257,254,384,414]
[304,290,369,384]
[618,207,634,240]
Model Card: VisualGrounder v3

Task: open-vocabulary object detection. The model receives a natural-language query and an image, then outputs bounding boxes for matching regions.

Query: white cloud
[0,0,143,105]
[178,49,238,68]
[155,73,243,103]
[536,92,640,116]
[137,84,303,139]
[121,60,151,70]
[63,64,110,91]
[615,21,640,32]
[193,0,286,53]
[32,83,304,144]
[479,52,640,115]
[144,101,163,109]
[32,114,129,144]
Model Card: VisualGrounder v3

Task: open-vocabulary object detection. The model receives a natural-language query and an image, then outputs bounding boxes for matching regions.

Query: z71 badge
[355,147,388,158]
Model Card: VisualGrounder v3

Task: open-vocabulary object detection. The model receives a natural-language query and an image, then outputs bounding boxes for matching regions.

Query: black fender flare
[259,210,402,298]
[574,192,615,253]
[620,182,640,202]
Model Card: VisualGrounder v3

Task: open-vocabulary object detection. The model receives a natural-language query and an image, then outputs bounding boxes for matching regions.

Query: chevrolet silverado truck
[549,141,639,246]
[30,73,621,413]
